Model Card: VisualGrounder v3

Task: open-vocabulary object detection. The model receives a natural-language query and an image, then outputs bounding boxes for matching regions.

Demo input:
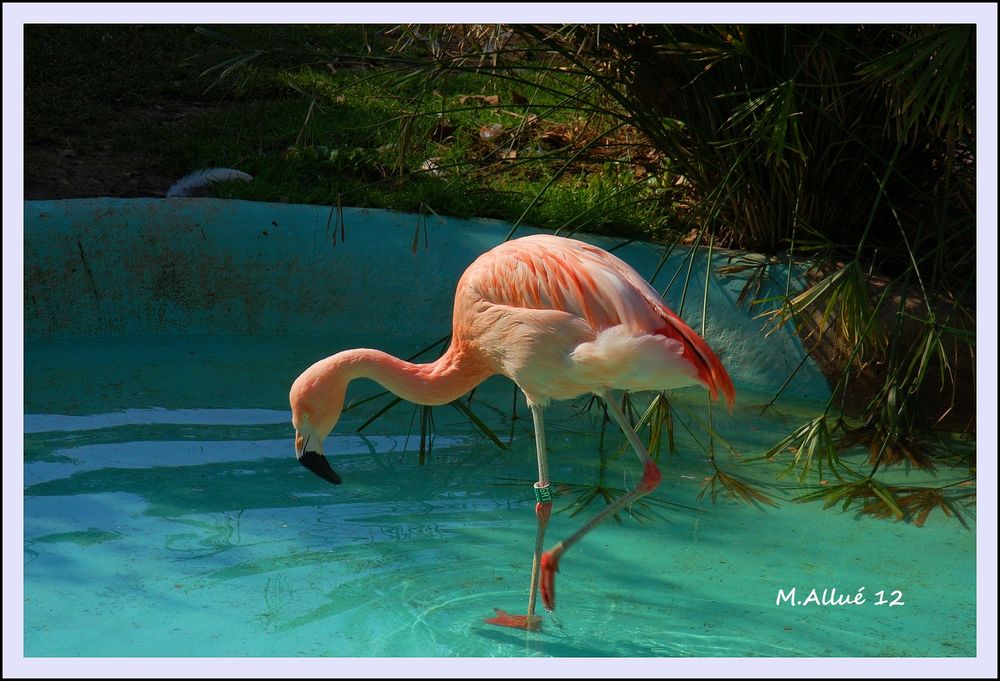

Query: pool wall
[24,198,828,400]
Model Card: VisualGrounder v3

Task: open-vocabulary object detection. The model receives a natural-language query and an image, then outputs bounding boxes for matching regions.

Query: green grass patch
[25,24,672,235]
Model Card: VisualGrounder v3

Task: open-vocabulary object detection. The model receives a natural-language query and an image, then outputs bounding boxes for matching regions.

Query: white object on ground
[166,168,253,198]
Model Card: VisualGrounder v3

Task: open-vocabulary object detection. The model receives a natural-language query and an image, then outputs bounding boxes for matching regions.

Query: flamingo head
[289,361,345,485]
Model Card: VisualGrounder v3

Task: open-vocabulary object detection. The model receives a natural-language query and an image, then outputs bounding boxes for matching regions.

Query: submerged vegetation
[24,24,977,524]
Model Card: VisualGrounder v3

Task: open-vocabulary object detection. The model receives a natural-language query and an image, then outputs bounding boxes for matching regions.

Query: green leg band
[534,482,554,504]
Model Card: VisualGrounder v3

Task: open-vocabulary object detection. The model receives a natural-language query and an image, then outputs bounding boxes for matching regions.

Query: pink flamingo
[290,234,735,630]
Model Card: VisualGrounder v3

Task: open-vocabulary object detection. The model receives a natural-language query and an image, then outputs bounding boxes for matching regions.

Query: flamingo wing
[457,235,735,408]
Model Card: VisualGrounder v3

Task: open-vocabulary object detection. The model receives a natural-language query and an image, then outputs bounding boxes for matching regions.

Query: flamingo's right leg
[538,392,662,612]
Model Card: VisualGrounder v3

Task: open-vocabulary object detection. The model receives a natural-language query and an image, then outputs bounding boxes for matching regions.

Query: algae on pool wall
[24,198,830,402]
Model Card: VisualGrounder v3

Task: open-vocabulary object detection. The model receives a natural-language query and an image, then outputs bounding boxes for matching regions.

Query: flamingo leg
[538,392,661,612]
[486,403,551,631]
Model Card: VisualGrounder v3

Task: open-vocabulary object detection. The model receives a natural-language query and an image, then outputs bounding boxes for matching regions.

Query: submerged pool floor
[23,336,975,657]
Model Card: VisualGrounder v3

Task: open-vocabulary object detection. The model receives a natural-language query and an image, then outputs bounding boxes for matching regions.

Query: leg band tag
[534,483,554,503]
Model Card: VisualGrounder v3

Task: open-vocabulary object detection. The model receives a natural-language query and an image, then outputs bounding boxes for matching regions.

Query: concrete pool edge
[23,197,830,401]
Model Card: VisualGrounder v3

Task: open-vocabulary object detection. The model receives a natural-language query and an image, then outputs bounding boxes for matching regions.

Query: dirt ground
[25,143,176,200]
[23,99,224,200]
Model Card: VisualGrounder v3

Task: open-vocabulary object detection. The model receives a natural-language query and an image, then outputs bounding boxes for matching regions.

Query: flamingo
[289,234,735,630]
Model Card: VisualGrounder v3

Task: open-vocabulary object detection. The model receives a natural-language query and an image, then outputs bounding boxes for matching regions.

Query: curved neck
[329,341,493,406]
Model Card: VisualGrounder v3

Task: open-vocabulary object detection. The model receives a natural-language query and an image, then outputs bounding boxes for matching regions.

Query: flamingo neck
[328,342,493,406]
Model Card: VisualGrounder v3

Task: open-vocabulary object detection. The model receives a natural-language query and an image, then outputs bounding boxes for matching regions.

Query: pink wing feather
[460,235,735,409]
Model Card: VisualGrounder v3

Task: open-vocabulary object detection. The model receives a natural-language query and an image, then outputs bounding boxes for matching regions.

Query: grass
[24,24,672,236]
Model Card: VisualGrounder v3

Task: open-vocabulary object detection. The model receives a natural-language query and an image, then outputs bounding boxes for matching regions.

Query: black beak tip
[299,450,343,485]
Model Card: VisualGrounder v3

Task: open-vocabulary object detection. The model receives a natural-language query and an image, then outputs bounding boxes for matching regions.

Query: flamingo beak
[295,432,342,485]
[299,451,343,485]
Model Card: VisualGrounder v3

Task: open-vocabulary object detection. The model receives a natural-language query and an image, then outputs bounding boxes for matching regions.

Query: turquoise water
[23,336,975,657]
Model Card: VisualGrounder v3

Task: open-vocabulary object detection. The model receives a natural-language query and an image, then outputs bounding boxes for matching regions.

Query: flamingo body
[290,234,734,629]
[453,235,733,404]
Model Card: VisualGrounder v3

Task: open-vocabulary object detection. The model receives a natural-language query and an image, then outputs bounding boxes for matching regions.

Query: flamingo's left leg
[486,402,552,631]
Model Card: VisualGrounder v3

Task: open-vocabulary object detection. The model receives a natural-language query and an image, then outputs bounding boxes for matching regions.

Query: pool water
[23,336,975,657]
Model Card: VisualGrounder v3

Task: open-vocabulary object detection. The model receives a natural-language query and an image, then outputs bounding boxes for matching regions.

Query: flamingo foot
[484,609,542,631]
[639,459,662,493]
[540,550,560,612]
